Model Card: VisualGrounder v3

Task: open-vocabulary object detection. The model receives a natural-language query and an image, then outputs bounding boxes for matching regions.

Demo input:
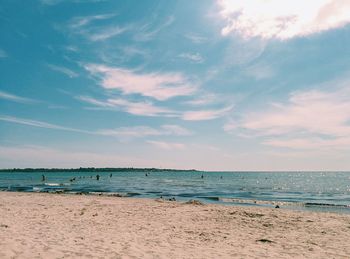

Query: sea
[1,170,350,213]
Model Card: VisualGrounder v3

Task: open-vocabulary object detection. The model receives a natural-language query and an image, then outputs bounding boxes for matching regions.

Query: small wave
[88,191,107,195]
[198,196,220,201]
[87,191,131,197]
[44,183,62,187]
[219,197,266,204]
[204,197,350,210]
[211,197,299,207]
[127,192,141,196]
[178,193,197,198]
[33,187,42,192]
[161,179,175,183]
[218,197,307,207]
[101,192,127,197]
[304,202,350,208]
[8,186,32,192]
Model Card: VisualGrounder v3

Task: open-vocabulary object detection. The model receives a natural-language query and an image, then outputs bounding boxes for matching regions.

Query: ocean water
[1,171,350,213]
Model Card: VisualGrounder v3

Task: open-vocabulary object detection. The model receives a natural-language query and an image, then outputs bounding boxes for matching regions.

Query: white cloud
[178,53,204,63]
[182,105,233,121]
[218,0,350,39]
[225,85,350,150]
[47,64,79,78]
[147,140,185,150]
[0,91,37,104]
[242,89,350,137]
[84,64,197,101]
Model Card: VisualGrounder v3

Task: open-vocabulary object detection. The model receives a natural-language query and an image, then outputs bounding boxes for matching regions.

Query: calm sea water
[1,171,350,213]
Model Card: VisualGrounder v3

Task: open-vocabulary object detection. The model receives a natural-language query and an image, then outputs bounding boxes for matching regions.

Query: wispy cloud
[97,126,161,139]
[95,45,150,65]
[77,96,114,108]
[218,0,350,39]
[182,105,233,121]
[161,125,193,136]
[0,49,7,58]
[225,84,350,150]
[69,13,116,29]
[147,140,185,150]
[115,100,172,117]
[48,105,68,110]
[0,115,192,145]
[47,64,79,78]
[84,26,127,41]
[78,96,176,117]
[67,12,127,42]
[178,53,204,63]
[41,0,107,5]
[223,37,266,66]
[185,93,219,106]
[185,33,207,44]
[40,0,62,5]
[0,90,37,104]
[84,64,197,101]
[263,137,350,150]
[0,115,87,133]
[244,63,274,80]
[97,124,192,141]
[65,45,79,52]
[134,16,175,42]
[78,95,233,121]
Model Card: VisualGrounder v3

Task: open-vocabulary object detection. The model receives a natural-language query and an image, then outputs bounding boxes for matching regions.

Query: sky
[1,0,350,170]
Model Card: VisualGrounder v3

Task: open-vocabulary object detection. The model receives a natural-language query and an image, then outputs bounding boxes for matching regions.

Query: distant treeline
[0,167,199,173]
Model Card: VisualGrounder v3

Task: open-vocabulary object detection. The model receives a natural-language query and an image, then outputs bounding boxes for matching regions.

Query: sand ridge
[0,192,349,258]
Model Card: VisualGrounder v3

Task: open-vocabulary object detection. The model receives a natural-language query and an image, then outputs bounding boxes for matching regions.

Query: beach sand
[0,192,349,258]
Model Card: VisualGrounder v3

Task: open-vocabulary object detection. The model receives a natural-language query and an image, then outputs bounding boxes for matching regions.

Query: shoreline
[1,189,349,215]
[1,191,350,258]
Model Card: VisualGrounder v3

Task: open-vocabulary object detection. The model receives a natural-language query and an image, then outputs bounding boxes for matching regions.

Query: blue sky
[1,0,350,170]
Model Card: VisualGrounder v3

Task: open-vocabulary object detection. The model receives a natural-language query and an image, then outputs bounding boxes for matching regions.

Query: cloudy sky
[1,0,350,170]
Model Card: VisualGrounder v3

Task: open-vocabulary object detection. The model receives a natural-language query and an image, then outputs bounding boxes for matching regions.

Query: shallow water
[1,171,350,213]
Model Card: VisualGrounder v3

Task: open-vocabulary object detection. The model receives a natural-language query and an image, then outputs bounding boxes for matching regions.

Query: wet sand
[0,192,349,258]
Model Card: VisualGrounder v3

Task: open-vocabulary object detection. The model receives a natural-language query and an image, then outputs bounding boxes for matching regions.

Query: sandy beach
[0,192,349,258]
